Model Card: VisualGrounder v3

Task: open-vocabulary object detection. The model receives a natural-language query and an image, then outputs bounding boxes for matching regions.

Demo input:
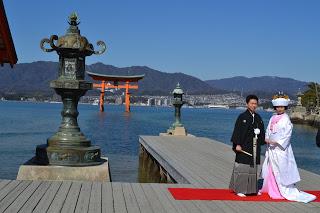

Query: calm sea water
[0,101,319,182]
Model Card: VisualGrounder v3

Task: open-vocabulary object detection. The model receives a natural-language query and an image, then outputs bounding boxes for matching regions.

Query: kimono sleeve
[265,119,271,140]
[231,115,244,145]
[276,118,293,150]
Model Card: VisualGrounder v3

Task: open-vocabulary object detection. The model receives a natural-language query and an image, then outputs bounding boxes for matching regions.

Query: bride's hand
[266,139,277,145]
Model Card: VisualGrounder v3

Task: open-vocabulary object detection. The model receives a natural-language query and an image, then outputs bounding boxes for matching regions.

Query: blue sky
[3,0,320,82]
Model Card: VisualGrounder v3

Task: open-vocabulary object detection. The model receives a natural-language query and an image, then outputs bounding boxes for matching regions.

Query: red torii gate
[87,71,144,112]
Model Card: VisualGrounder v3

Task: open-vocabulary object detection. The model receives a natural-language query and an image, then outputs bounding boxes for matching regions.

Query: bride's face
[275,106,285,114]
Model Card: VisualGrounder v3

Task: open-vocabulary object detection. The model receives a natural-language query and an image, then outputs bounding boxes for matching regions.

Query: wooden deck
[0,135,319,212]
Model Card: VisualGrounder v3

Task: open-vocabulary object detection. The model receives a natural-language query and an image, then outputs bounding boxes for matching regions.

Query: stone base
[159,133,195,137]
[173,127,187,136]
[167,126,187,136]
[291,106,307,114]
[17,157,110,182]
[161,126,194,137]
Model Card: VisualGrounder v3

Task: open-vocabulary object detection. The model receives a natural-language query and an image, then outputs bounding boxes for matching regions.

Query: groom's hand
[236,145,242,151]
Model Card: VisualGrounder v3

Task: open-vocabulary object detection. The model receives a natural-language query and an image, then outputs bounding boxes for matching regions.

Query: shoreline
[290,113,320,128]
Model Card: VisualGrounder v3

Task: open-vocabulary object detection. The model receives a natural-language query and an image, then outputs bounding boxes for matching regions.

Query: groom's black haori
[231,109,265,165]
[229,95,265,195]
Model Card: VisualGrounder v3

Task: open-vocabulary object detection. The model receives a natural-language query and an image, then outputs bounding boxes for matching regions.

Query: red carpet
[168,188,320,202]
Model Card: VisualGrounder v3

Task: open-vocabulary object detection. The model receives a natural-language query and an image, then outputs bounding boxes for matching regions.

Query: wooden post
[125,81,130,112]
[99,80,105,112]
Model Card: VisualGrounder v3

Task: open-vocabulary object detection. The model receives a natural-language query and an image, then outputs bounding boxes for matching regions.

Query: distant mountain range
[88,63,219,95]
[206,76,308,98]
[0,61,218,96]
[0,61,309,98]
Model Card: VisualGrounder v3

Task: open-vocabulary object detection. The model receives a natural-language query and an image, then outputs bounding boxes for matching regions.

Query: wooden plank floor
[0,136,319,212]
[0,180,319,213]
[139,135,320,190]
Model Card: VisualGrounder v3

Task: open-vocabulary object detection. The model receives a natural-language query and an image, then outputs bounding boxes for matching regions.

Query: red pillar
[125,81,130,112]
[99,80,105,112]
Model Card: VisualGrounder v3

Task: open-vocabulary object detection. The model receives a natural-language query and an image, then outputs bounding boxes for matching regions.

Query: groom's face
[247,99,258,113]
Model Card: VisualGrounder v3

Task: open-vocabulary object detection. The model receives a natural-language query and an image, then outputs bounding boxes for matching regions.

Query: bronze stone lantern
[296,89,303,106]
[170,83,185,130]
[36,13,106,166]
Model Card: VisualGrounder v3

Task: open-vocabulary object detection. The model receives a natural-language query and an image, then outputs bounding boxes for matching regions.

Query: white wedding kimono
[261,113,316,203]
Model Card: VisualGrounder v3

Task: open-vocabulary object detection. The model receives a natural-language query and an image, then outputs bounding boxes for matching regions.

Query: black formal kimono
[229,109,265,194]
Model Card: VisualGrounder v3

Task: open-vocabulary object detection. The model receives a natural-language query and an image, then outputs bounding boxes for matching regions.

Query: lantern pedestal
[17,157,110,182]
[166,126,187,136]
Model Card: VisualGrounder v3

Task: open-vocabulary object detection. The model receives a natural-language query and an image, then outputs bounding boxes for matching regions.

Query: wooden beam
[93,83,138,90]
[0,0,17,67]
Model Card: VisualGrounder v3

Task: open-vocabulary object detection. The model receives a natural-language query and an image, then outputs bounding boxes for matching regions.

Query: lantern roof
[297,88,303,96]
[172,83,184,95]
[40,12,106,56]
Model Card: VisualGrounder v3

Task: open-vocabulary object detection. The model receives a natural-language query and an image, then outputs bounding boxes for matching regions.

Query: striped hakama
[229,162,258,194]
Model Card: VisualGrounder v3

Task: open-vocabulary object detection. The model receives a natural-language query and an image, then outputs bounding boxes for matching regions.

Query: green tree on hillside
[302,82,320,110]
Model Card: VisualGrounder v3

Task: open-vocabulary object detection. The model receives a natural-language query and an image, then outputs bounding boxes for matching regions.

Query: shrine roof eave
[86,71,144,82]
[0,0,18,67]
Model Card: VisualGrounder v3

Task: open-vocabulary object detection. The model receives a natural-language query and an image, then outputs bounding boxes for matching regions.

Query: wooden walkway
[0,135,319,212]
[139,136,320,212]
[139,136,320,190]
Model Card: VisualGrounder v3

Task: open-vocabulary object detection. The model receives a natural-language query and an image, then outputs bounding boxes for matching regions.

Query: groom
[229,95,265,197]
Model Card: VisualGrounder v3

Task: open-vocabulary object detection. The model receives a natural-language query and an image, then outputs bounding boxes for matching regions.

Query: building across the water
[208,104,230,109]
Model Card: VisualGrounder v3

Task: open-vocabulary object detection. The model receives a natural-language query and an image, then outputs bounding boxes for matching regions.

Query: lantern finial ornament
[68,12,80,26]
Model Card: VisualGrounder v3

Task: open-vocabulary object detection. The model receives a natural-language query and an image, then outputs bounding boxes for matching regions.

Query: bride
[260,93,316,203]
